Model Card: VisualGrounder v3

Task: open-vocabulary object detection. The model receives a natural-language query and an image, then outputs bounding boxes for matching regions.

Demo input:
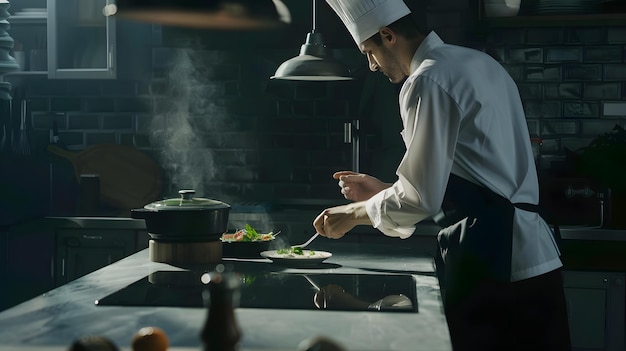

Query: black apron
[433,174,561,306]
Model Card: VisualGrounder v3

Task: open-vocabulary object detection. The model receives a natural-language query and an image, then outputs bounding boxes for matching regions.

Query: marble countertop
[36,216,626,241]
[0,242,450,351]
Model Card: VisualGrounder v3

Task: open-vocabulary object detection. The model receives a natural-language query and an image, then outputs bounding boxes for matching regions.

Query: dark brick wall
[478,26,626,170]
[11,2,626,210]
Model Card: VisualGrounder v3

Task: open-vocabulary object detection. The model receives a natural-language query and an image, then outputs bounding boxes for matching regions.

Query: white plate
[261,250,332,267]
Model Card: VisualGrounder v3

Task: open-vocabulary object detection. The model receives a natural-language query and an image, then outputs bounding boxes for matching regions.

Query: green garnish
[244,224,258,241]
[222,224,277,242]
[276,247,315,256]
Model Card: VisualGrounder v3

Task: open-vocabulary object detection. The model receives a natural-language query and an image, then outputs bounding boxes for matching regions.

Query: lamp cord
[312,0,317,32]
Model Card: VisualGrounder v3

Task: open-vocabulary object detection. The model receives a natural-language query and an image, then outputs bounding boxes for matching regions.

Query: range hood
[109,0,291,30]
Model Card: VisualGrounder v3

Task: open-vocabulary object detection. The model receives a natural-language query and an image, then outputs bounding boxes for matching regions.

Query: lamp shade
[271,31,352,81]
[110,0,291,30]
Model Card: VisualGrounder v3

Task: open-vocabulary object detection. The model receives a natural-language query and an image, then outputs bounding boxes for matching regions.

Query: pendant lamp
[107,0,291,30]
[271,0,352,81]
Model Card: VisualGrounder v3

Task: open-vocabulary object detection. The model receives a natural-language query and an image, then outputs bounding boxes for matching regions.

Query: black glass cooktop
[96,270,418,313]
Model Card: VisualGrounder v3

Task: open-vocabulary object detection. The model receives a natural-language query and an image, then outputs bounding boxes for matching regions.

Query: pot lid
[145,190,230,211]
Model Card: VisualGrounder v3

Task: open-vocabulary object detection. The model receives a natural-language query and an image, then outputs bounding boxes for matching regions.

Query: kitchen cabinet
[563,270,625,351]
[55,227,148,285]
[0,230,8,311]
[0,217,148,311]
[0,225,55,312]
[46,0,115,79]
[7,0,152,79]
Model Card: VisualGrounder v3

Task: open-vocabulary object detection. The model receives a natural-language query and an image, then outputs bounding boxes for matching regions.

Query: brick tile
[564,64,603,81]
[101,81,138,97]
[66,81,101,97]
[583,46,623,63]
[580,119,622,136]
[523,100,561,118]
[525,66,561,81]
[605,64,626,80]
[115,97,151,113]
[583,82,621,99]
[508,48,542,63]
[541,120,579,136]
[31,112,65,129]
[565,28,606,44]
[26,97,50,112]
[68,115,99,129]
[545,83,582,99]
[85,133,117,145]
[603,102,626,117]
[563,102,600,118]
[51,98,82,112]
[546,47,581,63]
[85,98,115,113]
[539,138,560,154]
[607,28,626,44]
[102,115,134,130]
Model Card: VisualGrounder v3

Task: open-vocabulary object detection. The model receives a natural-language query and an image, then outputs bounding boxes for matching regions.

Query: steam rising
[148,47,224,198]
[147,43,281,237]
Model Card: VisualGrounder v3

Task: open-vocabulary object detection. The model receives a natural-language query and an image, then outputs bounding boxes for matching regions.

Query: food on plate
[261,249,332,265]
[277,246,305,255]
[275,247,320,258]
[220,224,278,242]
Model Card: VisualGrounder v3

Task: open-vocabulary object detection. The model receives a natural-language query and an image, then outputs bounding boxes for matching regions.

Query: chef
[312,0,571,350]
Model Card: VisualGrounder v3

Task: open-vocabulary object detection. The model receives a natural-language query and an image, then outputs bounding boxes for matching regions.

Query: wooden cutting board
[48,144,164,210]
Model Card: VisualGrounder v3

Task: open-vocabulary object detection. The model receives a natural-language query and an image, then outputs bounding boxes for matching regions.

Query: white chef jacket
[365,32,562,282]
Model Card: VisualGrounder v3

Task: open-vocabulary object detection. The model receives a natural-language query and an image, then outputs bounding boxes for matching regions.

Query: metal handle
[344,122,352,143]
[294,232,320,248]
[83,235,103,240]
[564,186,595,198]
[179,189,196,200]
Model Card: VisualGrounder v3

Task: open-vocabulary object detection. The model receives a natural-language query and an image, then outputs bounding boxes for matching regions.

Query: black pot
[131,189,230,242]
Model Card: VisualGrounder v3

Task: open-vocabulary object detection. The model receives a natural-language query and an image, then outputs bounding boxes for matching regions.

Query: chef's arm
[367,78,463,238]
[313,201,371,239]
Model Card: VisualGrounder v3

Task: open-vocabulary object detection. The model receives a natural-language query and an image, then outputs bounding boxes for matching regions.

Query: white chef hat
[326,0,411,45]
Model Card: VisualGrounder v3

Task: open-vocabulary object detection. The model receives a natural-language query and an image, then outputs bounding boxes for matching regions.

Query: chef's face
[360,35,405,84]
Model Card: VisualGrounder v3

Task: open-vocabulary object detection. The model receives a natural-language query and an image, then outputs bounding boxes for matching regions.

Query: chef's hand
[333,171,391,202]
[313,202,371,239]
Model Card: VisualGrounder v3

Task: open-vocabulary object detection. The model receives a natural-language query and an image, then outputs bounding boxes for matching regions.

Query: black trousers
[441,268,572,351]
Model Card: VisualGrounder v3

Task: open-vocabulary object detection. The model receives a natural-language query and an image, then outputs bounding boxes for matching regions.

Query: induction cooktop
[95,270,418,313]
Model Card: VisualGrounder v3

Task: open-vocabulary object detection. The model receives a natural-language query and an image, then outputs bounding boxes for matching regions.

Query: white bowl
[484,3,521,17]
